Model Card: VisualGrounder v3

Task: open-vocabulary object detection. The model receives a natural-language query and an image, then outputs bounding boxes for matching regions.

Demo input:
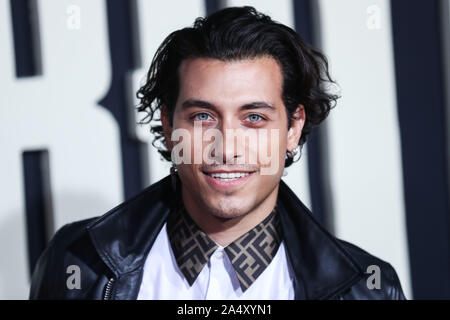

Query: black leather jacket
[29,175,407,300]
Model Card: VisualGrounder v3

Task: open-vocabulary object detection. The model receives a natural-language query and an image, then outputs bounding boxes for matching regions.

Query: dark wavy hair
[136,6,339,167]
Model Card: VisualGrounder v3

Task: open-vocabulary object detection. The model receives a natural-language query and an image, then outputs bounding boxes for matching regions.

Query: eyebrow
[181,99,276,112]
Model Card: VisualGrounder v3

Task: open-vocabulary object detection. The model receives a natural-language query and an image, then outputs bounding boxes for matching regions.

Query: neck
[181,184,279,247]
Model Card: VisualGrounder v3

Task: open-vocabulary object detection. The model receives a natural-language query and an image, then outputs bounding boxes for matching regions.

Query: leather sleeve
[336,239,408,300]
[386,262,407,300]
[29,223,71,299]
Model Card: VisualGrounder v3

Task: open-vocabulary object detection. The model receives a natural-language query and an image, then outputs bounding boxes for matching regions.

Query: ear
[161,105,174,150]
[287,104,306,152]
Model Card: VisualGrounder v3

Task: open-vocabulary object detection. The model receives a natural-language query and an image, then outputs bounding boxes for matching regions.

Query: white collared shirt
[137,222,295,300]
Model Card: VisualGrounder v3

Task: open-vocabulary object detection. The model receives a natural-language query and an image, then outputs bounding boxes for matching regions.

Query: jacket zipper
[103,277,115,300]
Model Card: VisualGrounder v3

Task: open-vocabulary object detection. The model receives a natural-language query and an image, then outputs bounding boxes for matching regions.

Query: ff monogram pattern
[166,203,283,292]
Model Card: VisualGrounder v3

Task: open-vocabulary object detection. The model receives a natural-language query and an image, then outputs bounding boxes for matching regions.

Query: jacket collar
[86,175,365,299]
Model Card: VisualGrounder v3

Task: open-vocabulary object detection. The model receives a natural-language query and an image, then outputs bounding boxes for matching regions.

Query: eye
[246,114,264,122]
[192,112,212,121]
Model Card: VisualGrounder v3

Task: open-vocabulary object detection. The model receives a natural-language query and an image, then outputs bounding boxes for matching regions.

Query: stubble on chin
[202,196,254,221]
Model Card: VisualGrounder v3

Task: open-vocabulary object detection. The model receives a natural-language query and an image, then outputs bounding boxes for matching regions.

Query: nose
[210,118,244,164]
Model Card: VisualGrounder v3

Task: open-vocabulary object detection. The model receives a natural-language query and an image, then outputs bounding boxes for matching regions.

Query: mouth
[202,170,257,189]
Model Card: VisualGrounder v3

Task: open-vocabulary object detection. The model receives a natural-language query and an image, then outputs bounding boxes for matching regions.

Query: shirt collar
[166,203,283,292]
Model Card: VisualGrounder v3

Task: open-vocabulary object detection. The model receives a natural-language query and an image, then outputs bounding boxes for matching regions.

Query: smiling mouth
[205,172,251,181]
[201,170,257,187]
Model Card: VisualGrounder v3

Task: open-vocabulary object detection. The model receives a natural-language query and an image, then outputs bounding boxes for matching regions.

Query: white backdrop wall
[0,0,123,299]
[318,0,411,298]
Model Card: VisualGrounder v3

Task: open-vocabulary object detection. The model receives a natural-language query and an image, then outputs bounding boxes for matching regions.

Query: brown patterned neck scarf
[166,203,283,292]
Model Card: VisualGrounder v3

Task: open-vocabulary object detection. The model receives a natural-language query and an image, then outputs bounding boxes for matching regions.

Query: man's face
[162,56,304,219]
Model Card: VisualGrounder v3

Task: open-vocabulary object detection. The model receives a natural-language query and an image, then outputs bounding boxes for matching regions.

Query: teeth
[209,172,250,180]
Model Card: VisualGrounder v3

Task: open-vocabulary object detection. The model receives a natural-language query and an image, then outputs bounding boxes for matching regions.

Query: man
[30,6,406,300]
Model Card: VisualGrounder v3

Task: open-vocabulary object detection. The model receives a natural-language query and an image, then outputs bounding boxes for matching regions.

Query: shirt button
[215,251,223,259]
